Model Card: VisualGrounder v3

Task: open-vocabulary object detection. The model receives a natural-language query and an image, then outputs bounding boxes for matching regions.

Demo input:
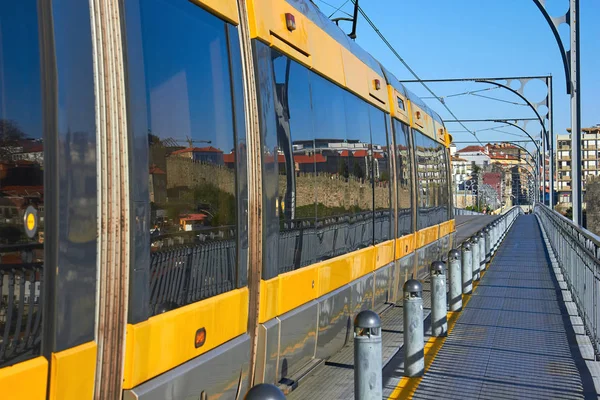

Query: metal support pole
[471,235,480,281]
[245,384,286,400]
[430,261,448,337]
[448,249,462,311]
[549,76,555,209]
[461,242,473,295]
[403,279,424,377]
[478,231,486,273]
[353,310,382,399]
[484,227,491,263]
[571,0,582,225]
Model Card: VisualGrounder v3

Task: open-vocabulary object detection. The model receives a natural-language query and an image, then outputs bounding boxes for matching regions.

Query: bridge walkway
[388,214,598,399]
[288,214,600,399]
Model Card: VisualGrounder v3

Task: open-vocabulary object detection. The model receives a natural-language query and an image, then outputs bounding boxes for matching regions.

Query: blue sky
[315,0,599,154]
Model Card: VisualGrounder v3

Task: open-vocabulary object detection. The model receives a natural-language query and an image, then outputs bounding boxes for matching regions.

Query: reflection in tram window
[394,121,413,236]
[256,44,391,279]
[0,1,44,367]
[272,52,317,273]
[370,107,392,243]
[414,130,449,230]
[124,0,246,316]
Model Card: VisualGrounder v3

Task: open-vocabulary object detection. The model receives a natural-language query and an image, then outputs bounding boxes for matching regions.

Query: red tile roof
[456,145,486,153]
[223,153,235,163]
[171,146,223,155]
[149,165,166,175]
[180,213,208,222]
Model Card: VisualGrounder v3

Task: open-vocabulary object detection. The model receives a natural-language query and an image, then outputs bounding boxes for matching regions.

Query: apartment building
[556,125,600,207]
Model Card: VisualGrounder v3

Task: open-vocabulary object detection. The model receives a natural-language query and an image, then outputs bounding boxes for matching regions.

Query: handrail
[534,203,600,358]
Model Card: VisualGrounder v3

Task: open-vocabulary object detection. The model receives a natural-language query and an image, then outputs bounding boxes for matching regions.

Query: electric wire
[349,0,483,145]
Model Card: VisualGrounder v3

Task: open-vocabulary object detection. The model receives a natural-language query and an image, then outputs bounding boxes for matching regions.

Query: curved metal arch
[478,79,549,143]
[531,0,571,93]
[496,141,537,171]
[492,120,541,156]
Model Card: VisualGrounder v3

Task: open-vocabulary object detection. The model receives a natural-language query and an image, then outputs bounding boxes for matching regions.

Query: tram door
[0,1,99,399]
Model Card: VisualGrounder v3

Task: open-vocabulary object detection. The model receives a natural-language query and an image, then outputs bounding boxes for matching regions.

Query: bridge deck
[406,214,597,399]
[286,215,600,399]
[454,214,499,246]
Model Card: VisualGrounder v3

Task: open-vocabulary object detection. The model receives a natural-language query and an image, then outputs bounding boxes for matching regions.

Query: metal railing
[454,208,484,216]
[535,203,600,358]
[150,239,236,315]
[0,243,44,367]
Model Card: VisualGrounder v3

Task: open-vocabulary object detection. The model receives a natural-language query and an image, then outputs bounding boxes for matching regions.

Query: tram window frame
[255,43,391,280]
[123,0,248,322]
[369,106,392,244]
[0,0,47,368]
[393,120,413,237]
[413,129,449,230]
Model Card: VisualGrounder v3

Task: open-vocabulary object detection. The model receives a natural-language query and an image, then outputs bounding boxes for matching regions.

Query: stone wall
[166,157,235,195]
[165,158,400,210]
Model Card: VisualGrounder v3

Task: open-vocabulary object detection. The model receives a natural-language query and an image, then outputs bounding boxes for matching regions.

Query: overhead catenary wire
[349,0,483,146]
[314,0,353,18]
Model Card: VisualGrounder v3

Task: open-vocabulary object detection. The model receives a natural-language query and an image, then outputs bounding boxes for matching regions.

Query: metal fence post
[448,249,462,311]
[244,384,285,400]
[478,231,486,273]
[484,227,491,264]
[403,279,424,377]
[430,261,448,337]
[493,221,499,252]
[471,235,480,281]
[461,242,473,294]
[353,310,382,400]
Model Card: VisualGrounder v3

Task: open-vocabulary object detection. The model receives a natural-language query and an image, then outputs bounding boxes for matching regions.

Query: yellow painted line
[388,267,490,399]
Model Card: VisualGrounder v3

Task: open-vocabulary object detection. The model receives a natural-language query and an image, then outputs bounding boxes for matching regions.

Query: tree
[0,119,27,161]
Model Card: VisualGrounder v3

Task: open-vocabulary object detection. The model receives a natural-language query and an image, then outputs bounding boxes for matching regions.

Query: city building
[455,145,491,167]
[556,124,600,208]
[451,155,472,187]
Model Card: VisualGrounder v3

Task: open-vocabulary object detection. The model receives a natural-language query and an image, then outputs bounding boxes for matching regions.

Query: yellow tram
[0,0,454,398]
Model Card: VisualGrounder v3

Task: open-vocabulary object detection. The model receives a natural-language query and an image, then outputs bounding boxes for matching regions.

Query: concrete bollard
[461,242,473,295]
[244,384,285,400]
[353,310,382,400]
[484,227,491,263]
[471,235,480,281]
[448,249,462,311]
[430,261,447,337]
[478,231,486,272]
[403,279,424,377]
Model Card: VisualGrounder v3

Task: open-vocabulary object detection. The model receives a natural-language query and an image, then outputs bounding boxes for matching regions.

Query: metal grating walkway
[411,215,595,399]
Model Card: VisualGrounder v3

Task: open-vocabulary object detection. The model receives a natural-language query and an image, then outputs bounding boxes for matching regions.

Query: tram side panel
[122,0,251,398]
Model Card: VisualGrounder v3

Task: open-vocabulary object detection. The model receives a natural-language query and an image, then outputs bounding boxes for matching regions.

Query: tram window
[394,120,413,237]
[272,51,317,274]
[414,130,449,230]
[124,0,246,317]
[370,107,392,244]
[311,73,353,256]
[344,93,374,250]
[0,0,45,367]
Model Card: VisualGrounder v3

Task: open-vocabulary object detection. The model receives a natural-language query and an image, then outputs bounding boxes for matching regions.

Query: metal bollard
[448,249,462,311]
[478,231,486,272]
[403,279,424,377]
[471,235,480,281]
[461,242,473,294]
[484,227,491,263]
[430,261,447,337]
[353,310,382,400]
[244,384,285,400]
[492,222,498,253]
